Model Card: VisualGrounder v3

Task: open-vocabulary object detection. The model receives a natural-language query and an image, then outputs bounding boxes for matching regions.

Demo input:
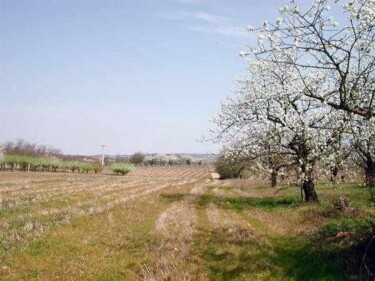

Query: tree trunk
[302,179,318,202]
[365,159,375,188]
[271,170,278,188]
[330,166,339,183]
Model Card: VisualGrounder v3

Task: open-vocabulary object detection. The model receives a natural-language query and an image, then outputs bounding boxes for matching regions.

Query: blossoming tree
[244,0,375,119]
[213,51,346,201]
[212,0,375,200]
[350,116,375,186]
[217,125,295,187]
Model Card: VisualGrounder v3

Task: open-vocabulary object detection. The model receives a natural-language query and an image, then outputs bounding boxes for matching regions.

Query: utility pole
[101,145,106,166]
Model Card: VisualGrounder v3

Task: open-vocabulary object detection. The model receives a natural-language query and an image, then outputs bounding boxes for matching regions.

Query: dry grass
[141,202,201,281]
[206,204,254,241]
[0,171,211,280]
[1,170,374,280]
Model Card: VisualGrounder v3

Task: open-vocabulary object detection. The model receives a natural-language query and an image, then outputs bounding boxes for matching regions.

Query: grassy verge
[3,197,163,280]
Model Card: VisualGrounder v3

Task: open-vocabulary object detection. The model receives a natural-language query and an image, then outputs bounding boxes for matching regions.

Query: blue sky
[1,0,290,155]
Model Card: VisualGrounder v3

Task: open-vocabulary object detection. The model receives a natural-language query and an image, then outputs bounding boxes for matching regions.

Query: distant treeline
[3,139,61,157]
[0,140,212,173]
[114,152,211,166]
[1,139,95,162]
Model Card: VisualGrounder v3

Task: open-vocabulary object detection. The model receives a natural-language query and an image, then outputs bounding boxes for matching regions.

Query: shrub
[38,157,55,171]
[92,164,103,174]
[66,161,81,172]
[4,155,19,166]
[110,162,134,176]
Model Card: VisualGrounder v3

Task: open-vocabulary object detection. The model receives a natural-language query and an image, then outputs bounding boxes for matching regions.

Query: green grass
[191,183,374,280]
[199,234,347,280]
[3,200,161,280]
[1,173,374,280]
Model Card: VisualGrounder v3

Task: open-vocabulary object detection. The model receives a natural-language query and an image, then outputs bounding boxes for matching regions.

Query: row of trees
[0,154,102,173]
[0,140,103,173]
[211,0,374,201]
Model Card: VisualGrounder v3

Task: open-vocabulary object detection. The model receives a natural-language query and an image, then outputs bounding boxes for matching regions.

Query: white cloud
[158,7,247,38]
[157,11,231,24]
[187,25,249,38]
[192,12,232,23]
[155,11,189,21]
[171,0,200,4]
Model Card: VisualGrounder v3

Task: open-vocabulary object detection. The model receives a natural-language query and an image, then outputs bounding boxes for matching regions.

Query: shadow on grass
[161,189,374,279]
[160,193,299,210]
[195,217,375,280]
[160,193,188,203]
[198,194,299,211]
[198,228,349,281]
